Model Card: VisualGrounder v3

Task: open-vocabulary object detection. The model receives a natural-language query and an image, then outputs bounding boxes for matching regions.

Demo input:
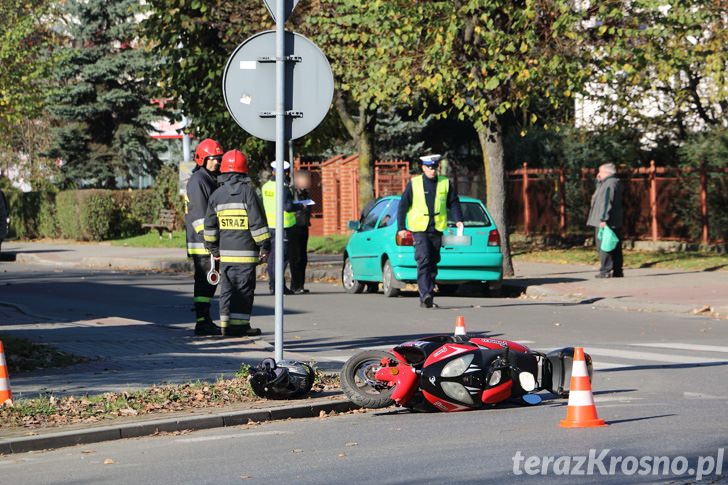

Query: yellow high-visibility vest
[262,180,296,229]
[406,175,449,232]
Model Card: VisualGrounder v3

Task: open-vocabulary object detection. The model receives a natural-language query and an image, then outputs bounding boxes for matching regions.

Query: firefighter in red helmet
[186,138,224,335]
[204,150,271,337]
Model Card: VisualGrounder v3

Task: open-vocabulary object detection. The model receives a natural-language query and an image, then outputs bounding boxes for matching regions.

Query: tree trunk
[334,91,376,210]
[476,116,514,277]
[356,103,376,210]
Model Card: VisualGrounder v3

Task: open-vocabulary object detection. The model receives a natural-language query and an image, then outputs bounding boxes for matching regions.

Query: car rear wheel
[342,257,365,294]
[381,259,400,298]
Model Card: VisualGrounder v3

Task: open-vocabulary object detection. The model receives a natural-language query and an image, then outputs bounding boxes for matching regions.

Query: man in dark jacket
[204,150,271,337]
[288,170,312,294]
[587,162,624,278]
[0,180,8,256]
[397,155,463,308]
[186,138,224,335]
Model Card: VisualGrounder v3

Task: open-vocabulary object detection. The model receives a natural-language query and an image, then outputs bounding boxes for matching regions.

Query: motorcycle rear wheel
[341,350,397,409]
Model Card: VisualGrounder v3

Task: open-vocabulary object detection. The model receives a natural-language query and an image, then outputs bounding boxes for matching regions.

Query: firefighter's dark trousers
[219,263,257,335]
[192,254,217,322]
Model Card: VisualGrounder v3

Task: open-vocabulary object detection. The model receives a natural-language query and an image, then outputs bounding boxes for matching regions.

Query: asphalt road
[1,391,726,484]
[1,263,728,482]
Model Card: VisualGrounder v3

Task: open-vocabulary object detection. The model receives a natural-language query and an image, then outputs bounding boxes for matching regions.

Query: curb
[13,252,341,280]
[0,399,358,454]
[522,285,728,317]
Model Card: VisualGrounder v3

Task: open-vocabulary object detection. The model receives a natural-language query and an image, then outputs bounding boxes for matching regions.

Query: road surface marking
[631,343,728,354]
[585,347,728,365]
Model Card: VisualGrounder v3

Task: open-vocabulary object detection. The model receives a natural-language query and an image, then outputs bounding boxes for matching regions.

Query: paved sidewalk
[510,261,728,317]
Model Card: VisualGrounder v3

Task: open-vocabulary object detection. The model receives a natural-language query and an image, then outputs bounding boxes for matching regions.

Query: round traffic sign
[223,30,334,141]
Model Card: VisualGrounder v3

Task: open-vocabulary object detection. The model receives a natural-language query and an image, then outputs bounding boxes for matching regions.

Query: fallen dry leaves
[1,373,341,430]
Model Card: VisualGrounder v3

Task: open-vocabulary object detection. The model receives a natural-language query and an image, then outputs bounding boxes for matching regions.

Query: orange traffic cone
[454,316,467,337]
[560,347,606,428]
[0,341,12,405]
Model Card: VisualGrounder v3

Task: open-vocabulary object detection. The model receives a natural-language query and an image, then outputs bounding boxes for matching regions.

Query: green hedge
[3,186,57,240]
[4,187,182,242]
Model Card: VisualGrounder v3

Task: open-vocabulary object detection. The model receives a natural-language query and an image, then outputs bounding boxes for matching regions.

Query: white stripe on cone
[0,381,9,392]
[571,359,589,377]
[567,390,595,407]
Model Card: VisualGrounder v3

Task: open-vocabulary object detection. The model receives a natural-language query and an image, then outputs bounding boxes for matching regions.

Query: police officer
[203,150,271,337]
[262,161,296,295]
[186,138,224,335]
[397,155,463,308]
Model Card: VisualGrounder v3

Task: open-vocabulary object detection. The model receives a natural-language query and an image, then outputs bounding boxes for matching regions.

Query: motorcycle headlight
[440,381,473,405]
[488,369,502,387]
[440,354,475,378]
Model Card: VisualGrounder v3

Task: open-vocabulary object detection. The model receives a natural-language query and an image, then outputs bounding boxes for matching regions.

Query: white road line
[175,431,292,443]
[314,355,351,363]
[631,343,728,354]
[592,361,633,370]
[586,347,728,365]
[683,392,728,400]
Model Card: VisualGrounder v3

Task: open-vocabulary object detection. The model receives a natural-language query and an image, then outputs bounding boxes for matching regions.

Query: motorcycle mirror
[519,372,536,392]
[522,394,542,406]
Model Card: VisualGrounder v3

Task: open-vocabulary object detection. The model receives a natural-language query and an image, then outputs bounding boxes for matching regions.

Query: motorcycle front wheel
[341,350,397,409]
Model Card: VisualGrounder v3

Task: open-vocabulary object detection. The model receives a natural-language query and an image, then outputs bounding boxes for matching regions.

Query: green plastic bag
[599,226,619,252]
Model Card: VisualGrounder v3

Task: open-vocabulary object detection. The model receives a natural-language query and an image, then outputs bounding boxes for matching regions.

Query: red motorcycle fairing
[422,390,473,412]
[482,380,513,404]
[469,337,530,354]
[373,351,418,405]
[423,343,478,367]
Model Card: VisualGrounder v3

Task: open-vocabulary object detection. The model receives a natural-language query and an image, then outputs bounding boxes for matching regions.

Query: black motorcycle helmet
[250,359,315,400]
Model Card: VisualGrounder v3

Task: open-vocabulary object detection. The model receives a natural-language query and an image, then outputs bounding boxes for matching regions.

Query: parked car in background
[342,195,503,297]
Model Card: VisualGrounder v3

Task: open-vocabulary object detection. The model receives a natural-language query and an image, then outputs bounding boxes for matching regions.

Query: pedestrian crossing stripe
[585,347,728,365]
[631,343,728,354]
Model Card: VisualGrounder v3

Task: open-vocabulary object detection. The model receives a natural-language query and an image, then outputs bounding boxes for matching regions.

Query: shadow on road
[606,414,676,425]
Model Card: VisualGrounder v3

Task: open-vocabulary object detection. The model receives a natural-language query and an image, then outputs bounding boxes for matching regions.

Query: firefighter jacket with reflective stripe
[185,167,219,256]
[262,179,296,229]
[203,174,271,264]
[407,175,450,232]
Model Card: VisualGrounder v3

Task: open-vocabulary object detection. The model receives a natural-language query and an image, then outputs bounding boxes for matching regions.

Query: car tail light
[396,230,414,246]
[488,229,500,247]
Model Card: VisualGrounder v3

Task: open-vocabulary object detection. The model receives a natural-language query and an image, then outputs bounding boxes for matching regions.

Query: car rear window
[448,202,491,227]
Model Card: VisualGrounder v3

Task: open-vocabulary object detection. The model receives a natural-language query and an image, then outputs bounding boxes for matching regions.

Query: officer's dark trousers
[219,263,257,333]
[288,225,309,291]
[413,232,442,302]
[192,254,217,321]
[595,227,623,276]
[267,228,289,291]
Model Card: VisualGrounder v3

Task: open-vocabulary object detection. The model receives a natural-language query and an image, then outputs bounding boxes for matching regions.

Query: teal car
[342,195,503,297]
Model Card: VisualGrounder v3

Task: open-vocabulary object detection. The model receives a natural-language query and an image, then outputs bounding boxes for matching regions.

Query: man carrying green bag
[587,163,624,278]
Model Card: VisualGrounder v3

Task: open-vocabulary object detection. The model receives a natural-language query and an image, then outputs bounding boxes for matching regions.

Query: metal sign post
[274,0,286,363]
[223,1,333,363]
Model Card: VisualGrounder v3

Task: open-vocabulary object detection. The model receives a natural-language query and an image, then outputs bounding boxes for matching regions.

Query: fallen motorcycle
[340,334,592,412]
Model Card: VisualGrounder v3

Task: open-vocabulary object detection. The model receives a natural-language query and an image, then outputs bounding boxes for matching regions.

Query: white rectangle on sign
[240,61,256,70]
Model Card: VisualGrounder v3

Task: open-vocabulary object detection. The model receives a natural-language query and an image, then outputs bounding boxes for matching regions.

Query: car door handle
[366,238,371,241]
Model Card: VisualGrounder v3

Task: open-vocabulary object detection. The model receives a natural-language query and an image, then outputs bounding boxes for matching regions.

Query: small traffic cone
[560,347,606,428]
[0,341,12,405]
[454,316,467,337]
